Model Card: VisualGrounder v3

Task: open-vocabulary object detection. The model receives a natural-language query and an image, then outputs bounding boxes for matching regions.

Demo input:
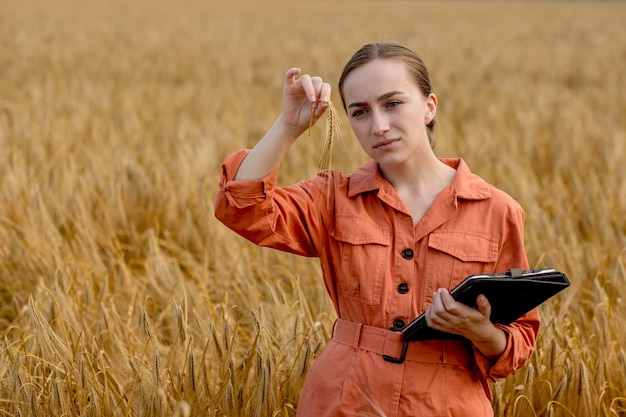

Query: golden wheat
[0,0,625,416]
[316,101,342,172]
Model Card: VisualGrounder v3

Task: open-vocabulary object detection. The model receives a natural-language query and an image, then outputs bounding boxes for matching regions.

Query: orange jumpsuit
[214,150,540,417]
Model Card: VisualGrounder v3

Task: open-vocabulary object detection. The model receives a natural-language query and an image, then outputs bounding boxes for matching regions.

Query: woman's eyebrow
[347,90,404,109]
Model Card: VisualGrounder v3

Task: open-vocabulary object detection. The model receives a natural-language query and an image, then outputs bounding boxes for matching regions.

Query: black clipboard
[401,268,570,341]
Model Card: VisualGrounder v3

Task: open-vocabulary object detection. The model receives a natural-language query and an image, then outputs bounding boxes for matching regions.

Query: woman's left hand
[425,288,507,359]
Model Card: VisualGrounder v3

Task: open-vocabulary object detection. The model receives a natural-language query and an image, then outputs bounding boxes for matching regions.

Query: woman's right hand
[232,68,331,180]
[279,67,331,138]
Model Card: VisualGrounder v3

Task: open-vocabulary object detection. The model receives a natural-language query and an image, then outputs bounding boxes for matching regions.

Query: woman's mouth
[373,138,399,150]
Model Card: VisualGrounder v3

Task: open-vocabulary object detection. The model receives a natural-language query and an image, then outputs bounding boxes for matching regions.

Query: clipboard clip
[509,268,523,278]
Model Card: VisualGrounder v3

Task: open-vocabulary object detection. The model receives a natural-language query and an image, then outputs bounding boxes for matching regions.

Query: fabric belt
[332,318,475,366]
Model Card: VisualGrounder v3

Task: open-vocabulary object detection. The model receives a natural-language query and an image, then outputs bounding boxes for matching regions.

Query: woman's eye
[386,101,401,109]
[351,109,367,118]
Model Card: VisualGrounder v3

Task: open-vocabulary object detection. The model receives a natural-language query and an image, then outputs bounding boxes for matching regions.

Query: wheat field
[1,0,625,415]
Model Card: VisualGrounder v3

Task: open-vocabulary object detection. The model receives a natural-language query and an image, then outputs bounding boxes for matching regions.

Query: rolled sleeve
[473,308,540,382]
[217,149,279,209]
[214,149,325,258]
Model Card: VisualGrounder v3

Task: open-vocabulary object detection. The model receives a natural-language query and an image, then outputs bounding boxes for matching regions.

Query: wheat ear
[311,101,341,210]
[316,101,342,171]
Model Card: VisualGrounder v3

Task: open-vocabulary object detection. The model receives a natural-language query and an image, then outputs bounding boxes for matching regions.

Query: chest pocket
[330,216,391,306]
[424,231,499,300]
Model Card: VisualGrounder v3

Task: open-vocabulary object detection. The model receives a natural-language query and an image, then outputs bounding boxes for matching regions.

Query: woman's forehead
[342,59,416,100]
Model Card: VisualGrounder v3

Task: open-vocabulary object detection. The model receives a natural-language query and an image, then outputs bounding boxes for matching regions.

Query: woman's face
[341,58,437,170]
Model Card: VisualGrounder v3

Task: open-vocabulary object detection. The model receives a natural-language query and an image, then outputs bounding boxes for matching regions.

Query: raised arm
[234,68,331,180]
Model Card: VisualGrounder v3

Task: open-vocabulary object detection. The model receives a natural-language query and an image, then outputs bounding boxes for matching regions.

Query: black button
[397,283,409,294]
[401,248,414,260]
[393,318,405,329]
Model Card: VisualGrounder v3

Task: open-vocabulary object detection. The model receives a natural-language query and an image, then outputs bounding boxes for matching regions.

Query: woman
[214,41,539,417]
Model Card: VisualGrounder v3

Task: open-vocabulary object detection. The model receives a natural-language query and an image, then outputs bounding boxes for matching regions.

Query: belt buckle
[382,326,409,364]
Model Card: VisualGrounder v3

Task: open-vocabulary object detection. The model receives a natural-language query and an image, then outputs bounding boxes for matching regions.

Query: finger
[476,293,491,318]
[433,288,464,323]
[311,76,323,95]
[426,293,450,329]
[310,76,324,114]
[425,301,442,325]
[438,288,456,310]
[297,74,317,104]
[310,77,331,101]
[320,82,331,103]
[430,290,443,312]
[285,67,301,85]
[429,289,449,313]
[428,290,450,321]
[312,82,332,118]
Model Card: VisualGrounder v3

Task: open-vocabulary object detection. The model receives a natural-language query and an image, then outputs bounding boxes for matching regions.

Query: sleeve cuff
[218,149,279,208]
[473,320,538,382]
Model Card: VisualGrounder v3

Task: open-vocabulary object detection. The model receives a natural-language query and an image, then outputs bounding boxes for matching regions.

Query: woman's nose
[371,110,390,136]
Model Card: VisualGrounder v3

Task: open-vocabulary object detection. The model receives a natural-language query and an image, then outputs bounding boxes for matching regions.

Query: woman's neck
[380,151,454,195]
[380,153,457,225]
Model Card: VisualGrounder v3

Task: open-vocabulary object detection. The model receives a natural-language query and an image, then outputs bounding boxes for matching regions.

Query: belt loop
[353,322,363,348]
[441,340,447,363]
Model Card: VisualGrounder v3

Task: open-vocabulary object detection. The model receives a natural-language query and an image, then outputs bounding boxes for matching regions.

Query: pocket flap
[429,231,498,262]
[331,216,391,246]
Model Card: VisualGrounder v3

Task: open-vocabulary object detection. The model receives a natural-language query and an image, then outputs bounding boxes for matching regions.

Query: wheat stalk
[307,107,314,138]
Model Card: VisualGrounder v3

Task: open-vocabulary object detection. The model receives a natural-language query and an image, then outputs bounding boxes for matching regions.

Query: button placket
[392,242,414,331]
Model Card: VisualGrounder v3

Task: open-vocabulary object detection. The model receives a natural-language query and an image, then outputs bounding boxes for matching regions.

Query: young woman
[214,41,539,417]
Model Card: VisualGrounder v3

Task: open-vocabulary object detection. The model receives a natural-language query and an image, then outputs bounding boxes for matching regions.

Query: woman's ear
[425,93,437,125]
